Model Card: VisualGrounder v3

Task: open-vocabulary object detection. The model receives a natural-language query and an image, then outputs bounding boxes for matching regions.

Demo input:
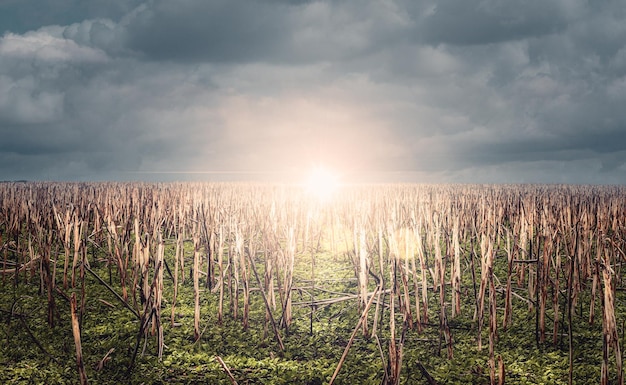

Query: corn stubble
[0,182,625,385]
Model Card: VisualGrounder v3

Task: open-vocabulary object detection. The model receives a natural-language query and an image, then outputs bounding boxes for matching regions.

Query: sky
[1,0,625,184]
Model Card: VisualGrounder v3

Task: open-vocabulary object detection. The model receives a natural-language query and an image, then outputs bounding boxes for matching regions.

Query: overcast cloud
[1,0,625,184]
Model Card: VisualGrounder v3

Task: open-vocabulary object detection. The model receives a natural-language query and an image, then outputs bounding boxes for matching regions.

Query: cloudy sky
[1,0,625,184]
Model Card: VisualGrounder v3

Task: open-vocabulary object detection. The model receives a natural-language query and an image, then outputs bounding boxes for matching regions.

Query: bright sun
[304,166,340,201]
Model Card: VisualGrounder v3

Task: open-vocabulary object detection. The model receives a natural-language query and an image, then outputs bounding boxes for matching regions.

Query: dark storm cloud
[122,0,411,64]
[415,0,569,46]
[0,22,220,180]
[0,0,144,34]
[0,0,625,183]
[124,0,288,62]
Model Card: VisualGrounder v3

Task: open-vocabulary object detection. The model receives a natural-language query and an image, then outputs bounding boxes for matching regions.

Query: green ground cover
[0,235,621,384]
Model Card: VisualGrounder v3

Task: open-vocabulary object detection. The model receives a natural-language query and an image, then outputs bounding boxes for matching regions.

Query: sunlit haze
[304,166,340,201]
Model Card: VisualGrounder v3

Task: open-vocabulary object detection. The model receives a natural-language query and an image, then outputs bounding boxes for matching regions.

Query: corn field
[1,182,625,384]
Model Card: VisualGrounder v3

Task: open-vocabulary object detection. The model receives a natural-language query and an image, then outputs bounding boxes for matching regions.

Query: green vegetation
[0,182,625,384]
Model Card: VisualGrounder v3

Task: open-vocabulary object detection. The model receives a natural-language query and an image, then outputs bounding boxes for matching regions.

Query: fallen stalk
[84,263,139,319]
[215,355,239,385]
[246,250,285,352]
[18,316,58,363]
[329,284,380,385]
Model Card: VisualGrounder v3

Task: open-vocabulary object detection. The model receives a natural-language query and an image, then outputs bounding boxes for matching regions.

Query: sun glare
[304,166,340,201]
